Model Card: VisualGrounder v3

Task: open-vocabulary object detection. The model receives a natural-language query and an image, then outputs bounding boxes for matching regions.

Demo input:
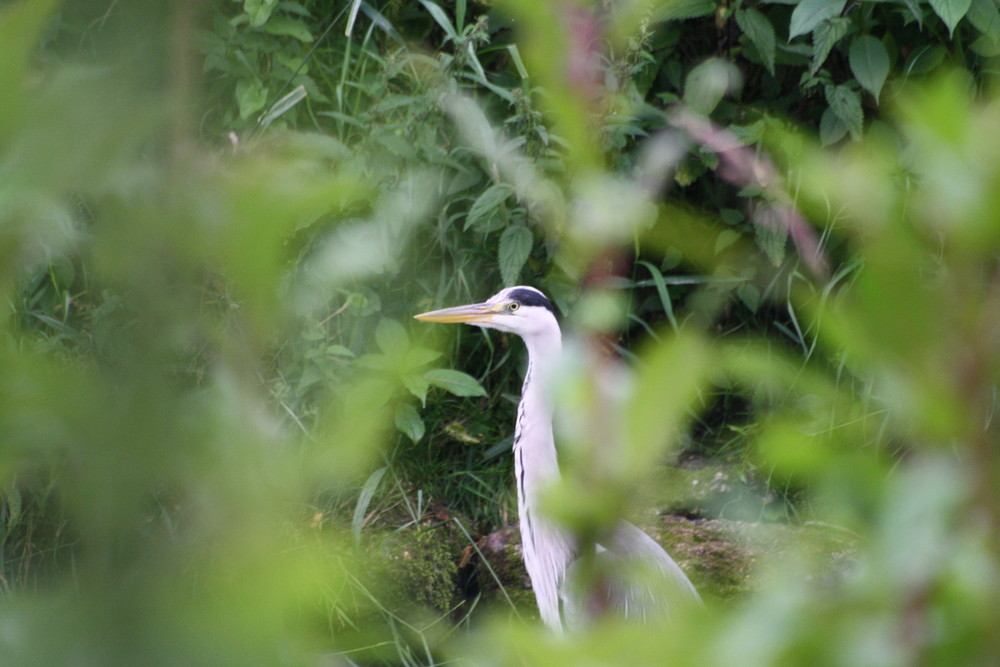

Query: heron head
[414,286,558,338]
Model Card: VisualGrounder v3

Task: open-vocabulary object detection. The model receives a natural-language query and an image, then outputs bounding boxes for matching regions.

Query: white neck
[513,322,574,630]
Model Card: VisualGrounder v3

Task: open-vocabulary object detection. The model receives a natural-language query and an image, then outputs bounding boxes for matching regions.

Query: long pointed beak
[414,301,501,324]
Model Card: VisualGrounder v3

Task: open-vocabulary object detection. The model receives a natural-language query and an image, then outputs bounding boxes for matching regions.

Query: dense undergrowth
[3,0,1000,664]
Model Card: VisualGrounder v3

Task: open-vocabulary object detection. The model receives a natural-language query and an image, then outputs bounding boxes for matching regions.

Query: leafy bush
[2,0,1000,664]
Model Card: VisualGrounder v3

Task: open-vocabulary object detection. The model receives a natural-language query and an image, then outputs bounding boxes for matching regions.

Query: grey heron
[415,286,700,631]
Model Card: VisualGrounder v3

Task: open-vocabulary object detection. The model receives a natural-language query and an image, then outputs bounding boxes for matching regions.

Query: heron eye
[508,302,520,311]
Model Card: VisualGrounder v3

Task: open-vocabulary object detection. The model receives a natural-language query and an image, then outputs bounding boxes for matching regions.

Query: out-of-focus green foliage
[3,0,1000,664]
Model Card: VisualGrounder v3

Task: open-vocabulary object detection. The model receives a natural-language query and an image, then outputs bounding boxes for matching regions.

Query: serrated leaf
[819,106,849,145]
[825,84,864,139]
[498,226,533,286]
[424,369,487,397]
[736,9,777,75]
[789,0,847,39]
[967,0,1000,41]
[375,318,408,355]
[929,0,972,35]
[810,17,852,74]
[849,36,890,103]
[753,208,788,266]
[466,184,514,232]
[737,283,762,312]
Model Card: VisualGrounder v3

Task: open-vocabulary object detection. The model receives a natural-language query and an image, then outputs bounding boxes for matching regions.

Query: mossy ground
[367,460,859,623]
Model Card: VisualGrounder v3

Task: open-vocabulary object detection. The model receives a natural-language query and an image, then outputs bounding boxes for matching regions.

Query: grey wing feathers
[561,520,700,628]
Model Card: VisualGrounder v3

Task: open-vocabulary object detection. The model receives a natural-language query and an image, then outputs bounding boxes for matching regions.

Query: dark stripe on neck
[509,288,555,314]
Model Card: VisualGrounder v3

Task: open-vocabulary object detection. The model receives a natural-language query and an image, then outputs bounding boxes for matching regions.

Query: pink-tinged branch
[669,107,830,281]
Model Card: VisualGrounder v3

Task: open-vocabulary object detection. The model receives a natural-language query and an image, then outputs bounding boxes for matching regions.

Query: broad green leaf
[236,78,268,119]
[715,229,741,254]
[825,84,864,138]
[819,106,849,145]
[395,404,426,443]
[260,16,314,41]
[424,369,487,397]
[498,226,534,286]
[466,184,514,232]
[735,9,777,75]
[375,318,408,355]
[899,0,925,27]
[402,374,430,404]
[903,44,947,76]
[810,17,852,75]
[789,0,847,39]
[735,13,777,75]
[656,0,716,20]
[683,59,739,114]
[403,347,442,369]
[737,283,762,312]
[928,0,972,35]
[849,36,890,102]
[245,0,280,27]
[967,0,1000,41]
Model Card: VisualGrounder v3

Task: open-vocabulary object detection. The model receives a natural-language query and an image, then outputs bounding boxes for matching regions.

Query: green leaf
[260,16,314,41]
[326,344,355,357]
[394,404,426,443]
[375,318,409,355]
[789,0,847,40]
[498,226,534,287]
[352,466,388,541]
[657,0,716,20]
[903,44,947,76]
[418,0,458,41]
[735,9,777,75]
[819,106,849,145]
[849,36,890,103]
[236,78,268,120]
[466,184,514,232]
[245,0,280,27]
[810,17,852,75]
[737,283,763,313]
[715,229,742,254]
[825,84,864,139]
[928,0,972,35]
[403,347,442,369]
[754,209,788,266]
[402,374,431,404]
[899,0,925,27]
[424,369,487,397]
[683,59,739,115]
[967,0,1000,41]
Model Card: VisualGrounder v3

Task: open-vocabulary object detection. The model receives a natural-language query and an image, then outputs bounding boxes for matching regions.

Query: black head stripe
[508,288,555,314]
